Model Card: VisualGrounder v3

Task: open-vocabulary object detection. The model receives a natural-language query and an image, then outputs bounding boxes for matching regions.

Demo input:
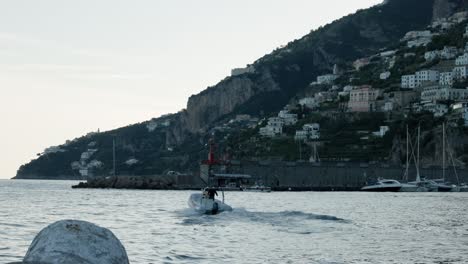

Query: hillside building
[440,72,454,87]
[453,66,468,79]
[421,87,468,101]
[353,58,370,71]
[259,117,284,137]
[348,86,382,112]
[294,123,320,141]
[440,46,458,59]
[416,70,440,85]
[278,110,298,125]
[425,50,440,61]
[401,75,417,89]
[455,53,468,65]
[299,97,319,109]
[451,102,468,126]
[231,66,255,76]
[380,71,391,80]
[372,126,389,137]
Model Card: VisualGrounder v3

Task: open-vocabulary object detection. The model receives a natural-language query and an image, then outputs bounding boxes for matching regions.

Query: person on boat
[206,188,218,200]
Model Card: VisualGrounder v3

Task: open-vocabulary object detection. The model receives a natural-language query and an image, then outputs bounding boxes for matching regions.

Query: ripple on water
[1,180,468,264]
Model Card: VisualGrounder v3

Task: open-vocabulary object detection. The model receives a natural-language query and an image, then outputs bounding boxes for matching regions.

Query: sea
[0,180,467,264]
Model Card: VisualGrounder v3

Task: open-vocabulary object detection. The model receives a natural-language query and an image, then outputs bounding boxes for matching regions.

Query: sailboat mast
[416,125,421,182]
[405,125,409,181]
[442,122,446,182]
[113,138,116,177]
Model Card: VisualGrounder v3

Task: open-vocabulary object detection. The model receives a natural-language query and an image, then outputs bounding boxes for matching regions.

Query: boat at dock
[361,179,402,192]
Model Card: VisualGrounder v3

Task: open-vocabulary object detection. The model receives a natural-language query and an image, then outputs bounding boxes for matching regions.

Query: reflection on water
[1,180,467,263]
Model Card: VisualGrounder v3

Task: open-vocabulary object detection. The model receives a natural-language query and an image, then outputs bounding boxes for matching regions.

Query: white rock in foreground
[23,220,129,264]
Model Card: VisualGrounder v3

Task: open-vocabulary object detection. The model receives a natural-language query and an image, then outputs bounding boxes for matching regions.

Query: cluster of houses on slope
[259,110,298,138]
[71,141,102,177]
[258,109,321,142]
[255,12,468,141]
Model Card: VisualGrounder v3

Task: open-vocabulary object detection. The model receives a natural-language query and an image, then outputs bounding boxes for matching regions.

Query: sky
[0,0,382,179]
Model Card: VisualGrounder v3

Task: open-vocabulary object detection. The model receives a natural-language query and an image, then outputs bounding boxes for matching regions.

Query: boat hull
[361,186,401,192]
[188,193,232,215]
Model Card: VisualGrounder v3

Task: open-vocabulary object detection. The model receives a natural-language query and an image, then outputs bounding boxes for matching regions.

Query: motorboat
[361,179,402,192]
[432,179,455,192]
[188,187,232,215]
[458,184,468,192]
[399,182,429,192]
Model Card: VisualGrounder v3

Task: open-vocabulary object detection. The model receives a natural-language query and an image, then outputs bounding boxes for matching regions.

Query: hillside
[15,0,468,179]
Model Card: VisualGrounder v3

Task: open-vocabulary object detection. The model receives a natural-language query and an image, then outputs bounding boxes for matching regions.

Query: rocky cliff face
[184,70,280,133]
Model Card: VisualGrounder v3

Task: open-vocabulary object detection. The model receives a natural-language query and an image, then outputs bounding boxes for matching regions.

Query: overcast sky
[0,0,382,179]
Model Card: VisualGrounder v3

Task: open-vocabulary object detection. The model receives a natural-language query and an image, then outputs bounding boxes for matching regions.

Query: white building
[231,66,255,76]
[278,110,298,125]
[401,75,417,89]
[455,53,468,65]
[403,31,433,48]
[316,74,338,85]
[380,71,391,80]
[299,97,318,109]
[423,102,448,117]
[380,50,397,57]
[421,87,468,101]
[416,70,440,85]
[452,102,468,126]
[439,72,454,87]
[402,31,432,41]
[453,66,468,80]
[259,117,284,137]
[353,58,370,71]
[372,126,389,137]
[294,130,308,141]
[294,123,320,141]
[440,46,458,59]
[425,50,440,61]
[407,39,431,48]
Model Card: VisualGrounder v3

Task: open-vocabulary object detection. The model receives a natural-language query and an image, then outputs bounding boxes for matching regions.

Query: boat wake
[176,208,350,231]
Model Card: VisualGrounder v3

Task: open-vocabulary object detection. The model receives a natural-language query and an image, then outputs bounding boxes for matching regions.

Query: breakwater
[74,161,468,191]
[235,161,468,191]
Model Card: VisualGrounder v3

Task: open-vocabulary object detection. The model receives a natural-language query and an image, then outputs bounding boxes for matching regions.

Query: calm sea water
[0,179,467,264]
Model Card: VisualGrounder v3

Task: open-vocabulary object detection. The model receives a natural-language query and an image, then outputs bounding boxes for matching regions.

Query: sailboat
[400,126,432,192]
[187,140,233,215]
[432,123,456,192]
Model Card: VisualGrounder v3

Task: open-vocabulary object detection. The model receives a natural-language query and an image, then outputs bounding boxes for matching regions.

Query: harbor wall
[207,161,468,191]
[77,162,468,191]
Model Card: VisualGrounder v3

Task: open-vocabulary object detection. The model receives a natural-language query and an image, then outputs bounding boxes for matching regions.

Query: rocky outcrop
[23,220,129,264]
[184,70,279,133]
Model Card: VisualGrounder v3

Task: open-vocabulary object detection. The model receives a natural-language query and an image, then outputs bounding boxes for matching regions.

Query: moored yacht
[361,179,402,192]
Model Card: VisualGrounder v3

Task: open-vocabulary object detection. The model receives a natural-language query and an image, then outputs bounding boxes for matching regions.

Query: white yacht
[361,179,402,192]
